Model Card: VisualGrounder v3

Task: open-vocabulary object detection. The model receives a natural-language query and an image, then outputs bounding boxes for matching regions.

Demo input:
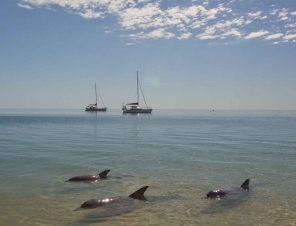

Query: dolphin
[204,178,250,199]
[77,186,149,210]
[66,169,110,182]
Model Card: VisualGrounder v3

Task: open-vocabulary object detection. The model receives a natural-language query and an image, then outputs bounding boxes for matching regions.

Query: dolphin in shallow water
[204,178,250,199]
[66,169,110,182]
[77,186,149,210]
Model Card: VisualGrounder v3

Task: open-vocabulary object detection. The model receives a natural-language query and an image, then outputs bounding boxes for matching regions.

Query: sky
[1,0,296,110]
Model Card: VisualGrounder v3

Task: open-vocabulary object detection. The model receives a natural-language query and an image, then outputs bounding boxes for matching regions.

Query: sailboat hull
[123,108,152,113]
[85,107,107,112]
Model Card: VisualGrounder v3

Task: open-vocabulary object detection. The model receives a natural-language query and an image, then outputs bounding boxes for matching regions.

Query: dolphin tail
[240,178,250,189]
[98,169,110,179]
[129,186,149,200]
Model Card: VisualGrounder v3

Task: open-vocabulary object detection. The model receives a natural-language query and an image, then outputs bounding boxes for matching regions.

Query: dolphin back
[240,178,250,189]
[129,186,149,200]
[98,169,110,179]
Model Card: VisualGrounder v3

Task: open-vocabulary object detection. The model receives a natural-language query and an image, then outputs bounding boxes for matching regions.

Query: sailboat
[122,72,152,113]
[85,84,107,111]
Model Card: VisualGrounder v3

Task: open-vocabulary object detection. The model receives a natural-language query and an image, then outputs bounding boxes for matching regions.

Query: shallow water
[0,109,295,225]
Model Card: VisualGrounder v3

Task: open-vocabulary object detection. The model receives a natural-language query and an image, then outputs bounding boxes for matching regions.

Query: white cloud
[45,6,56,11]
[118,4,210,31]
[18,0,296,43]
[195,17,244,39]
[190,20,205,29]
[273,42,279,44]
[203,4,232,20]
[280,17,288,21]
[130,28,175,39]
[287,29,296,34]
[197,34,218,40]
[269,9,278,15]
[177,24,187,31]
[201,26,216,35]
[77,10,104,19]
[279,8,289,18]
[17,3,33,9]
[285,23,296,28]
[178,32,192,40]
[118,3,233,39]
[118,2,163,30]
[244,30,269,39]
[264,33,283,40]
[283,34,296,40]
[22,0,136,18]
[165,6,202,24]
[221,28,242,37]
[212,17,245,30]
[109,0,137,13]
[245,19,252,25]
[247,11,262,19]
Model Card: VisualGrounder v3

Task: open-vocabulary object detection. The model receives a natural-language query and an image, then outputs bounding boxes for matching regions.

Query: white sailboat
[122,72,153,113]
[85,84,107,111]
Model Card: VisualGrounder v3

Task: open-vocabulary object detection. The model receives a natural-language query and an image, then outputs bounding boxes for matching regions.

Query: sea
[0,109,295,226]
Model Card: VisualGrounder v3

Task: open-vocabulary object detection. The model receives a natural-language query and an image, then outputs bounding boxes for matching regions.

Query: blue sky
[1,0,296,110]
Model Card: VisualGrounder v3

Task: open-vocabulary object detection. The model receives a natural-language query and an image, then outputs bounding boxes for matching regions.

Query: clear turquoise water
[0,109,295,226]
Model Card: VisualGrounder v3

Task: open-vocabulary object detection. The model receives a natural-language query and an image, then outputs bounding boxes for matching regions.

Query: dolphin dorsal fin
[240,178,250,189]
[129,186,149,200]
[98,170,110,178]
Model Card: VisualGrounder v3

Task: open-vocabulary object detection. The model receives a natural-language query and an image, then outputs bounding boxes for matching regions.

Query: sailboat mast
[137,71,139,105]
[95,83,97,105]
